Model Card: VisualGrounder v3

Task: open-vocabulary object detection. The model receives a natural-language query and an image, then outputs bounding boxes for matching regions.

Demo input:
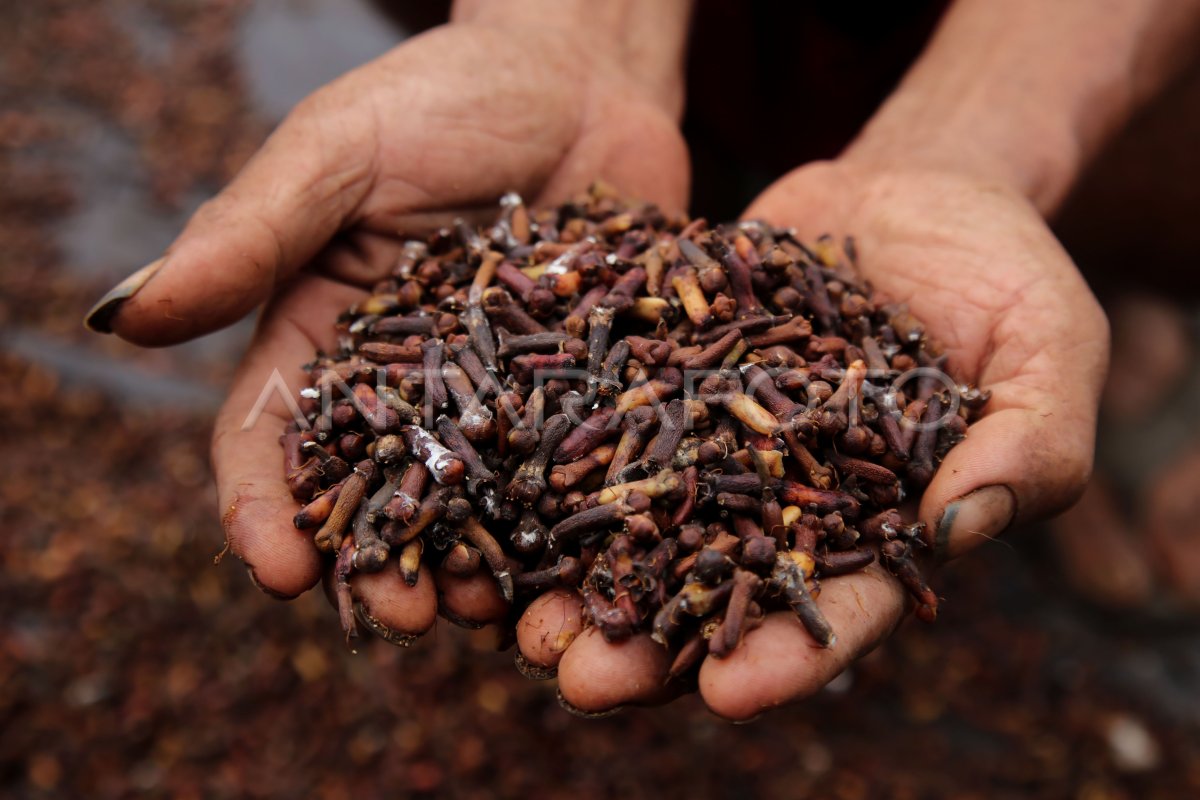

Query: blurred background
[2,1,1198,797]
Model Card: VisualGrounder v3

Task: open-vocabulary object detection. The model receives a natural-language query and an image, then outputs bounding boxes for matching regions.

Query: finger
[87,86,375,344]
[434,567,510,629]
[699,562,906,721]
[516,589,585,669]
[921,410,1055,559]
[924,301,1109,560]
[744,165,1109,557]
[556,629,674,713]
[353,563,438,643]
[213,274,366,598]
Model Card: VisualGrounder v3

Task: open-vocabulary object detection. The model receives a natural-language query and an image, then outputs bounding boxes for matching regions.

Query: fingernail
[936,485,1017,560]
[556,688,623,719]
[730,712,765,725]
[513,651,558,681]
[355,603,419,648]
[83,257,164,333]
[438,606,486,630]
[245,565,296,601]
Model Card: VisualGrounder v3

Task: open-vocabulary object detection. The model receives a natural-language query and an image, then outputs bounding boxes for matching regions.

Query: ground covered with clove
[2,1,1199,798]
[4,353,1200,798]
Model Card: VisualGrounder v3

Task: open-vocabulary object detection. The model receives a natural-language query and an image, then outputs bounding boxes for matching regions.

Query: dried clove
[283,187,984,671]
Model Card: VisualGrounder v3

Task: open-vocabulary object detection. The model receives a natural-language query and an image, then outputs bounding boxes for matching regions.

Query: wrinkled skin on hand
[519,160,1108,720]
[99,20,1107,719]
[102,26,687,637]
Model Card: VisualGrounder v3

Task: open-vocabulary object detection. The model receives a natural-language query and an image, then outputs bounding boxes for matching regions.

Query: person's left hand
[521,157,1108,719]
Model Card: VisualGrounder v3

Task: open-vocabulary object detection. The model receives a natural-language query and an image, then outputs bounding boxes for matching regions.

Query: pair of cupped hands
[90,25,1107,720]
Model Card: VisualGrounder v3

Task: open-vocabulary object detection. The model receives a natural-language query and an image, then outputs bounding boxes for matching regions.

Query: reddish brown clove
[314,462,375,554]
[550,444,616,492]
[284,189,982,663]
[708,569,764,657]
[506,413,571,506]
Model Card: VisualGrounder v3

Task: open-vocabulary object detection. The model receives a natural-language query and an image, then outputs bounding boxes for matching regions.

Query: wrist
[451,0,692,119]
[842,92,1082,216]
[839,0,1200,219]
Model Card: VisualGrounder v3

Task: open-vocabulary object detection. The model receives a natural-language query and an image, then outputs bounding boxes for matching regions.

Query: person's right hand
[87,20,689,638]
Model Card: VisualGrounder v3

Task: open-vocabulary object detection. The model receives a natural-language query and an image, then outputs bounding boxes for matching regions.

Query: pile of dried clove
[283,183,988,673]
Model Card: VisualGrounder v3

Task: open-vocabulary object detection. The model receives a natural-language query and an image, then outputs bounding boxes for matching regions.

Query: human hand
[85,18,690,636]
[706,159,1108,718]
[524,157,1108,720]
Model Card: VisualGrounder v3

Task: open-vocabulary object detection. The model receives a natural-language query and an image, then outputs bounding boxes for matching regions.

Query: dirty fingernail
[355,603,420,647]
[84,257,164,333]
[556,689,623,719]
[937,485,1017,560]
[245,565,297,601]
[513,651,558,681]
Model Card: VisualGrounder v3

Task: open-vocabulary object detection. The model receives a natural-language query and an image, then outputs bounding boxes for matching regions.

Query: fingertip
[353,563,438,638]
[107,222,275,345]
[699,614,825,721]
[699,566,905,720]
[556,629,671,713]
[223,490,322,599]
[933,483,1018,561]
[83,258,165,337]
[516,589,584,668]
[921,408,1090,558]
[435,567,510,628]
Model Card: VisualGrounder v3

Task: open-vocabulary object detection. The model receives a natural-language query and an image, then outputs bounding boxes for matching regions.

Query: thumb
[919,309,1110,560]
[84,89,374,345]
